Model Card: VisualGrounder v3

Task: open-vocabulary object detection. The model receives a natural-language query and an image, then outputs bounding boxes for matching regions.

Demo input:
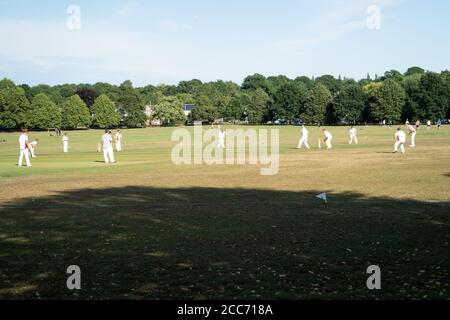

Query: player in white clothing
[349,126,358,145]
[393,128,407,154]
[217,128,225,149]
[115,130,123,152]
[29,138,39,158]
[297,125,310,149]
[102,130,115,163]
[407,124,417,147]
[322,129,333,150]
[18,129,31,167]
[62,133,69,153]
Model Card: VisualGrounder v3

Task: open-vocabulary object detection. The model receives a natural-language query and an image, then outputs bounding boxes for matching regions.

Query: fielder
[29,138,39,158]
[102,130,115,163]
[115,130,123,152]
[217,128,225,149]
[349,126,358,145]
[297,125,310,149]
[18,129,31,167]
[62,133,69,153]
[393,128,407,154]
[323,129,333,150]
[407,123,417,147]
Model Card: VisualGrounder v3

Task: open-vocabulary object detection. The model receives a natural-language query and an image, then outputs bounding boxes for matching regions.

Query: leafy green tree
[294,76,314,90]
[302,83,332,124]
[402,74,423,121]
[224,93,249,122]
[178,79,203,95]
[369,79,405,122]
[417,72,448,121]
[315,75,342,95]
[247,89,271,124]
[0,86,31,129]
[91,94,121,128]
[151,97,186,126]
[271,82,307,120]
[405,67,425,77]
[117,81,146,127]
[0,78,16,91]
[241,74,269,93]
[333,84,366,123]
[190,103,219,123]
[29,93,61,129]
[382,70,404,83]
[61,95,92,129]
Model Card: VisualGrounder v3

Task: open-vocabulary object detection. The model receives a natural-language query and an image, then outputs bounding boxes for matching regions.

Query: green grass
[0,125,449,299]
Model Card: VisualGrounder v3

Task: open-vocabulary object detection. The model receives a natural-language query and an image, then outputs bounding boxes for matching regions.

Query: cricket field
[0,125,449,299]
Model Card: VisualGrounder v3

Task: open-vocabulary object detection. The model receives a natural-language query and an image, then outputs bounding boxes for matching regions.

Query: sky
[0,0,449,86]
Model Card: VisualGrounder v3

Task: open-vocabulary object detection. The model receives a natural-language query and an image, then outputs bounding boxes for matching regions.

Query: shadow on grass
[0,187,449,300]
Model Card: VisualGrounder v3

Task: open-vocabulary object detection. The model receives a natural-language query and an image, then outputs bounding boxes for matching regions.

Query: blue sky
[0,0,449,86]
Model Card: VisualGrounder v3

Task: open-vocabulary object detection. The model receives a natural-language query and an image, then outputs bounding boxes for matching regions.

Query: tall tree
[333,84,366,123]
[151,96,186,126]
[29,93,62,129]
[402,74,423,121]
[315,75,342,95]
[417,72,448,121]
[117,81,146,127]
[241,74,269,92]
[0,86,31,129]
[302,83,332,124]
[271,82,307,120]
[247,89,271,124]
[61,95,92,129]
[91,94,121,128]
[75,87,99,109]
[369,79,405,122]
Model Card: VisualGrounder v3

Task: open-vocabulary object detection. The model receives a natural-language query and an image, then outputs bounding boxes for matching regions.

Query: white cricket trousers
[29,147,36,158]
[63,142,69,153]
[116,142,122,152]
[18,149,31,167]
[326,139,333,150]
[297,138,310,149]
[349,135,358,144]
[103,147,115,163]
[410,133,416,147]
[217,139,225,149]
[394,142,405,154]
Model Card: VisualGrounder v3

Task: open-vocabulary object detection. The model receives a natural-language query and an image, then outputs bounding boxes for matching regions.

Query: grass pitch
[0,125,449,299]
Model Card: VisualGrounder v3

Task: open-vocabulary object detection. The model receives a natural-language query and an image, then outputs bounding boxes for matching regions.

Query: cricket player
[407,124,417,147]
[297,125,310,149]
[323,129,333,150]
[393,128,407,154]
[427,120,432,129]
[349,126,358,145]
[62,133,69,153]
[102,130,115,163]
[217,128,225,149]
[29,138,39,158]
[115,130,123,152]
[18,129,31,167]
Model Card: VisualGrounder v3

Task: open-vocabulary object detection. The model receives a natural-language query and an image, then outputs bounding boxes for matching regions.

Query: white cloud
[275,0,406,54]
[157,19,179,31]
[0,18,194,84]
[114,3,141,17]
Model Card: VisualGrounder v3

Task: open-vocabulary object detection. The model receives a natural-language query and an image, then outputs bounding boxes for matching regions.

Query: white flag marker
[316,193,328,203]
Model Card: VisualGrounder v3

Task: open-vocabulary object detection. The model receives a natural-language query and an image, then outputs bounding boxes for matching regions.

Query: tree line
[1,66,449,130]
